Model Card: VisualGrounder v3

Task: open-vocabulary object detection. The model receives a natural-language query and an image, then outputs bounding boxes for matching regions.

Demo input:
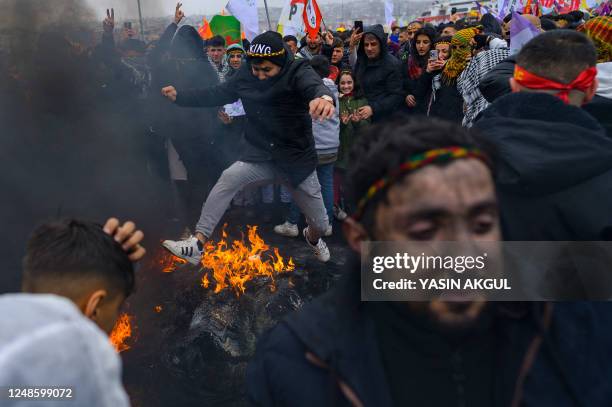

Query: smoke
[0,0,170,292]
[83,0,168,19]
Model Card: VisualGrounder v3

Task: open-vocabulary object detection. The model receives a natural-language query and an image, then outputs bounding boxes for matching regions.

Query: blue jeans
[287,163,334,225]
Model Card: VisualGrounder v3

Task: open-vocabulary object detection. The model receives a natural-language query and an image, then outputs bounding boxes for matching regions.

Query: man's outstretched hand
[103,218,146,262]
[174,2,185,25]
[309,97,335,121]
[162,86,178,102]
[103,8,114,33]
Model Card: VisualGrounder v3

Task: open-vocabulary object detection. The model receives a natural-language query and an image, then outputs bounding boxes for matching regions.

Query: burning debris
[110,313,135,353]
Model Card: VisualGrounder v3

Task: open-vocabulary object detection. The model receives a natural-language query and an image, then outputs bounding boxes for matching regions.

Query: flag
[278,0,306,38]
[385,0,394,27]
[523,0,533,13]
[510,10,540,54]
[209,15,242,45]
[303,0,322,40]
[226,0,259,41]
[498,0,525,18]
[198,17,213,40]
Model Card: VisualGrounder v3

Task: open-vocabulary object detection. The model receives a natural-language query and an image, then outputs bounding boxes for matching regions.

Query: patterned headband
[353,147,490,220]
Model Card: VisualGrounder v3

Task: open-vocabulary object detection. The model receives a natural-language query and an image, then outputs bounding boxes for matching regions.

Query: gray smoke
[84,0,168,19]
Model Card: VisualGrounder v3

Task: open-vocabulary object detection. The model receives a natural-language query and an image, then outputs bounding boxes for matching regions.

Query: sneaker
[303,227,330,262]
[324,223,333,237]
[161,236,203,266]
[273,221,299,237]
[334,206,348,221]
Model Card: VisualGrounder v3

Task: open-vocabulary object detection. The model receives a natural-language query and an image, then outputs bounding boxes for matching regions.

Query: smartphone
[354,20,363,33]
[124,22,132,29]
[429,50,439,60]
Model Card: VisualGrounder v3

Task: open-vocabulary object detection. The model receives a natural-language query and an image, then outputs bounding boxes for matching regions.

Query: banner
[384,0,394,27]
[209,15,242,45]
[226,0,259,41]
[303,0,322,40]
[278,0,306,38]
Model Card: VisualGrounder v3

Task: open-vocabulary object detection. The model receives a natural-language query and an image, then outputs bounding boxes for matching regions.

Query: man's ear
[509,77,521,93]
[83,289,107,320]
[583,77,598,104]
[342,218,369,254]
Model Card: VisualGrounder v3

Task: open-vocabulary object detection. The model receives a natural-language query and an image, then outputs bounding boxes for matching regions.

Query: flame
[109,313,133,353]
[200,224,295,296]
[154,305,163,313]
[152,250,187,273]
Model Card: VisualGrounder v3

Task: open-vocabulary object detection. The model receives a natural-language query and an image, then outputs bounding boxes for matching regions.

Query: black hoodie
[353,24,403,121]
[474,92,612,240]
[175,46,332,187]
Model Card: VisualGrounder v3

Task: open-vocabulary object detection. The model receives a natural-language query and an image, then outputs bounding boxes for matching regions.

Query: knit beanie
[246,31,287,67]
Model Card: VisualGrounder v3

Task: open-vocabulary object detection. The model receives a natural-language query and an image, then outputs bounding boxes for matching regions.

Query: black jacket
[584,95,612,138]
[475,92,612,240]
[247,263,612,406]
[413,70,464,122]
[479,54,515,103]
[353,25,403,121]
[175,49,332,186]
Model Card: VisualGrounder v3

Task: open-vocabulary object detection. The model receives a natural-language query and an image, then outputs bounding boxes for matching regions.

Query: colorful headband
[353,147,490,220]
[435,40,451,46]
[513,65,597,104]
[246,48,286,58]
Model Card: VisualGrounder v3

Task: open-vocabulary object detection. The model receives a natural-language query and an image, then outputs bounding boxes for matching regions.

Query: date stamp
[1,387,74,401]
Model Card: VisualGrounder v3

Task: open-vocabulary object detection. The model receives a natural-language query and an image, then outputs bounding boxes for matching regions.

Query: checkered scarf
[442,27,480,85]
[458,48,510,127]
[578,16,612,63]
[208,54,231,83]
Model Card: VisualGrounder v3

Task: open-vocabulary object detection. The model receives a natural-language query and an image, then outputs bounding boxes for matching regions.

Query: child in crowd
[335,70,370,218]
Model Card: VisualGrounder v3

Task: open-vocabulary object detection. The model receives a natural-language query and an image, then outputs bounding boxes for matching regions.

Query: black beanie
[246,31,287,67]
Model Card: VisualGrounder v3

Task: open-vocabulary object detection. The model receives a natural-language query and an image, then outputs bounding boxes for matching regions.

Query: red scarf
[513,65,598,104]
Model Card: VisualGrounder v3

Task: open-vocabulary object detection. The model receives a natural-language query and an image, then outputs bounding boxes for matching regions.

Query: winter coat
[175,48,333,186]
[247,263,612,406]
[584,62,612,138]
[474,92,612,240]
[479,54,516,103]
[337,94,370,169]
[0,294,129,407]
[353,25,403,121]
[414,70,464,122]
[312,77,340,155]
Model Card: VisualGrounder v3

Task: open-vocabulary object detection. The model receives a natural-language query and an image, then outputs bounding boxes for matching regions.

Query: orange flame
[201,224,295,296]
[154,305,163,313]
[109,313,133,353]
[152,250,187,273]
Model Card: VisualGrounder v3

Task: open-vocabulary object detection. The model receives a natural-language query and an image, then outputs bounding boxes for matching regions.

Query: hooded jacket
[353,25,403,121]
[175,46,333,186]
[474,92,612,240]
[246,262,612,406]
[0,294,129,407]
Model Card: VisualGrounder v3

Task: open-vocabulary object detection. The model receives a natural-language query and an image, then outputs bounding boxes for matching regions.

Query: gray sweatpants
[195,161,329,240]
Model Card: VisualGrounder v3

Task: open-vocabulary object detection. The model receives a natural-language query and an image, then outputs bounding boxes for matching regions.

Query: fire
[201,224,295,296]
[152,249,187,273]
[109,313,133,353]
[154,305,163,313]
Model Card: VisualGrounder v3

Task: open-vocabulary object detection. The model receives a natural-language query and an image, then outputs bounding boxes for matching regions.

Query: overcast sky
[85,0,298,19]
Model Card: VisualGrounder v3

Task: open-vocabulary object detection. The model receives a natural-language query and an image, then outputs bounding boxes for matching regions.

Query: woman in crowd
[403,27,437,114]
[415,28,479,123]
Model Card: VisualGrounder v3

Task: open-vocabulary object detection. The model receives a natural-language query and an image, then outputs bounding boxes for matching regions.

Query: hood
[358,24,389,61]
[226,43,245,53]
[170,25,205,59]
[475,92,610,195]
[480,13,502,36]
[596,61,612,99]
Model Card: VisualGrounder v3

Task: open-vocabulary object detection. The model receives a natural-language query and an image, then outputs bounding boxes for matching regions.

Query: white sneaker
[273,221,299,237]
[324,223,333,237]
[303,227,330,262]
[161,236,203,266]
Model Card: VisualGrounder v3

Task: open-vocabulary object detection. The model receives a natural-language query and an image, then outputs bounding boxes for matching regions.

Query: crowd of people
[2,0,612,405]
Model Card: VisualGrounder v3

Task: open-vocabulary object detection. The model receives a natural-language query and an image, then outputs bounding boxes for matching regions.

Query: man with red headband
[475,30,612,240]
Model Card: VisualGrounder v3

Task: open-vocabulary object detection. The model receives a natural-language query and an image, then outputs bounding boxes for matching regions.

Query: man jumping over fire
[161,31,336,264]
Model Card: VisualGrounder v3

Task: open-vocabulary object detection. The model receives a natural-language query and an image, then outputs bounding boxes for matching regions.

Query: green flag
[209,15,241,46]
